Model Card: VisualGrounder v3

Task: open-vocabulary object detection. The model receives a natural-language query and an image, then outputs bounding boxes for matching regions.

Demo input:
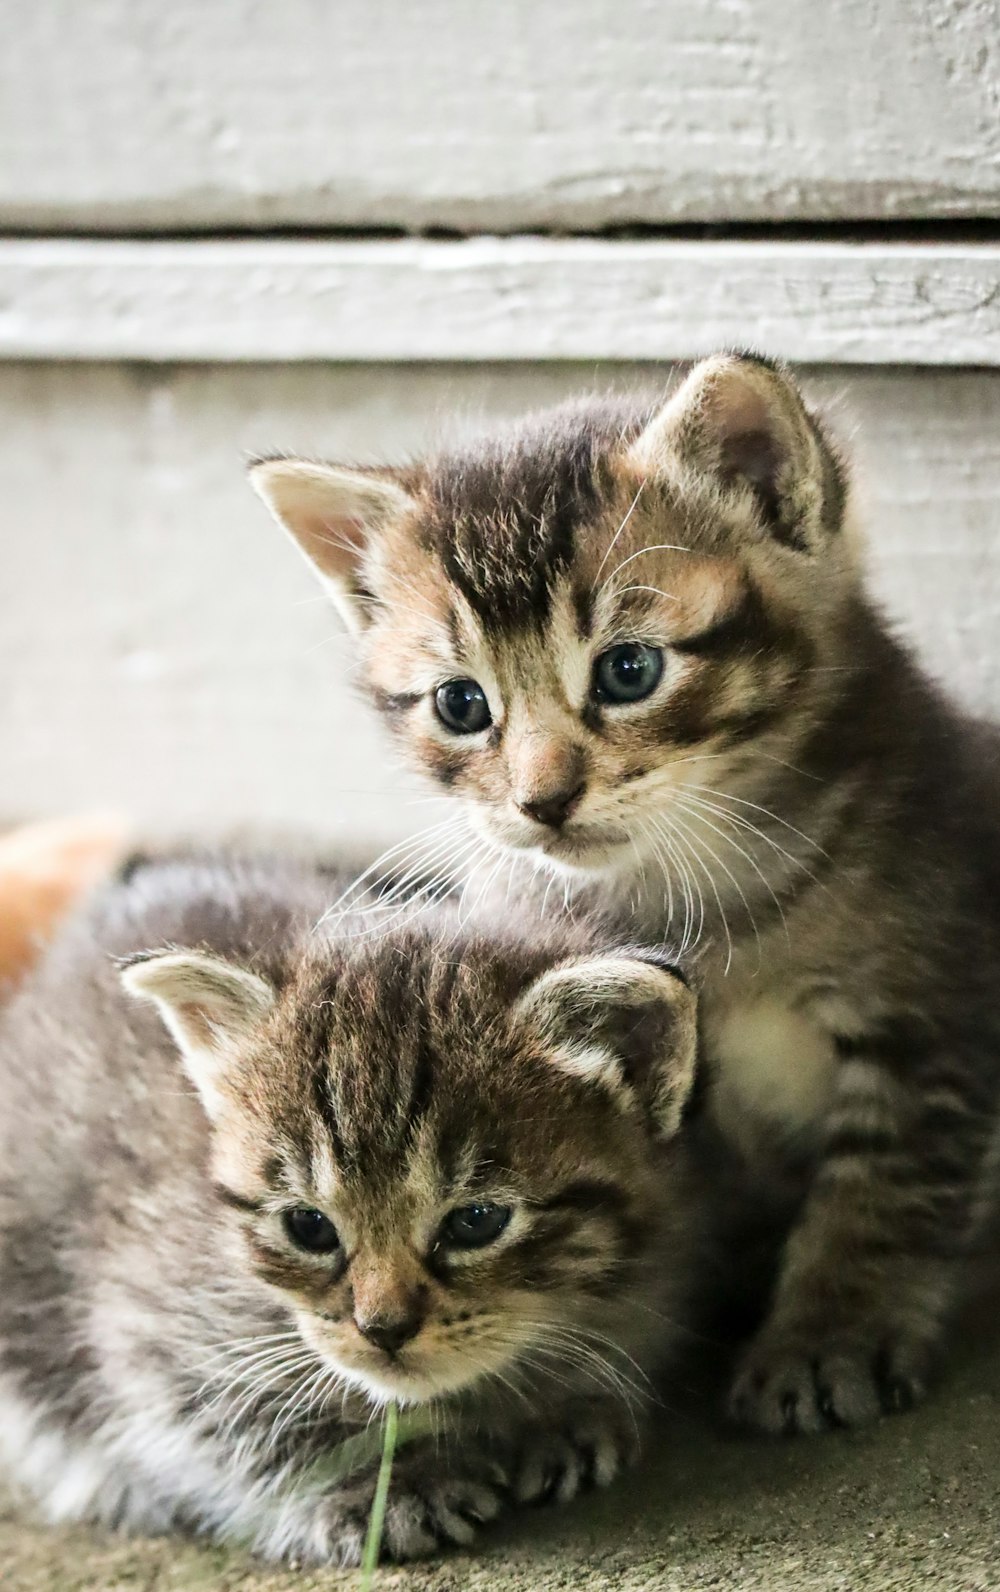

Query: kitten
[0,853,704,1565]
[253,351,1000,1437]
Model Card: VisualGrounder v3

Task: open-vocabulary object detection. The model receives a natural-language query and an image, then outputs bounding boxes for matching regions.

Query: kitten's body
[254,353,1000,1434]
[0,853,710,1564]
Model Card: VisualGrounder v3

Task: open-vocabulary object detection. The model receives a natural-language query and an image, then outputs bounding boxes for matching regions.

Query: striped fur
[258,352,1000,1436]
[0,853,712,1564]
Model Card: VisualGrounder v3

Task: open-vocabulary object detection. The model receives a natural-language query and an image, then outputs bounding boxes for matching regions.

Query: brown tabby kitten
[253,352,1000,1437]
[0,853,704,1565]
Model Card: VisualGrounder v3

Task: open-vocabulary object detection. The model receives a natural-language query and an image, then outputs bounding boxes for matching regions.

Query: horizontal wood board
[2,240,999,365]
[3,0,999,231]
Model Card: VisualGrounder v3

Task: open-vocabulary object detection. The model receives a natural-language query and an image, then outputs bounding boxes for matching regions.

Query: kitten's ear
[628,352,846,554]
[248,459,416,634]
[517,953,698,1139]
[121,950,275,1120]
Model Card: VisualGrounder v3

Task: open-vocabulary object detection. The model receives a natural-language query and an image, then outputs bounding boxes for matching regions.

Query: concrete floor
[4,1314,998,1592]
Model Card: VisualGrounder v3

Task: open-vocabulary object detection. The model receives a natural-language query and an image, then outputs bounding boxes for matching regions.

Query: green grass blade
[360,1400,400,1586]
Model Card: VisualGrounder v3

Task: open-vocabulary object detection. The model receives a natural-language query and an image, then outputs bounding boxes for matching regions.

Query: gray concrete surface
[4,1311,998,1592]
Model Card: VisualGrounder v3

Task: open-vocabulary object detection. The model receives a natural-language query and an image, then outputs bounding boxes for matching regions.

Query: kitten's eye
[439,1202,512,1249]
[434,678,492,735]
[592,643,664,705]
[283,1207,340,1254]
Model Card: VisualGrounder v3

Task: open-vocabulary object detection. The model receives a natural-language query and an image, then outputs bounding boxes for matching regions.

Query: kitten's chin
[307,1331,519,1408]
[536,835,633,876]
[474,815,634,877]
[512,831,633,877]
[332,1359,475,1408]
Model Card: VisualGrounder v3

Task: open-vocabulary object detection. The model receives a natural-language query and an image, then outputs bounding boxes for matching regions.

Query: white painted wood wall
[3,1,999,852]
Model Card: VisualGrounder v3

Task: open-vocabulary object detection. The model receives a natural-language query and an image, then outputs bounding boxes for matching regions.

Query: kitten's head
[122,918,697,1407]
[252,354,861,879]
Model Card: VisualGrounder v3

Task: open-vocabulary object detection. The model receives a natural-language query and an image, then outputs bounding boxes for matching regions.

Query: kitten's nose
[518,782,586,829]
[355,1311,423,1356]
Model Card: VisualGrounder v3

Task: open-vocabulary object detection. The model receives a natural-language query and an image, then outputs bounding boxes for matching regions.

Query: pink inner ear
[309,513,367,566]
[718,428,781,493]
[172,999,219,1050]
[253,460,416,586]
[289,500,376,585]
[704,371,773,448]
[698,370,790,506]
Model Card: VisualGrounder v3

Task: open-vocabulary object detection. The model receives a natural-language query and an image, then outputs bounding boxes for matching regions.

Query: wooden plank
[3,0,999,231]
[1,238,998,366]
[1,361,998,844]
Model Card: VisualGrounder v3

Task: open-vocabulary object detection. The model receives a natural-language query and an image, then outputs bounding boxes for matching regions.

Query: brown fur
[254,352,1000,1437]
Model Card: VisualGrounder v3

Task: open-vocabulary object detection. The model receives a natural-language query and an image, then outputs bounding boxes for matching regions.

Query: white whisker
[674,800,767,968]
[682,781,828,855]
[648,815,698,953]
[599,541,695,601]
[679,789,816,893]
[666,807,735,971]
[592,481,646,588]
[676,793,790,949]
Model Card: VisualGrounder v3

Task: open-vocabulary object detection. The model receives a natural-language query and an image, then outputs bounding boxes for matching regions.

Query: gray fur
[0,853,715,1564]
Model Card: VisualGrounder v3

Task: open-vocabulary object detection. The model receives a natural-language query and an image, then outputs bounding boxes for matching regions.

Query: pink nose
[517,782,586,829]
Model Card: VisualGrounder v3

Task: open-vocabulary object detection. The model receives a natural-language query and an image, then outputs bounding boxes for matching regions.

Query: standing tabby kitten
[253,352,1000,1436]
[0,854,703,1565]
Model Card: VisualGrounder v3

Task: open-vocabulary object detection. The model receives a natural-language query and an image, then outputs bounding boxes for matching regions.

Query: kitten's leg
[729,1037,994,1435]
[259,1398,642,1565]
[256,1440,510,1566]
[348,1443,510,1563]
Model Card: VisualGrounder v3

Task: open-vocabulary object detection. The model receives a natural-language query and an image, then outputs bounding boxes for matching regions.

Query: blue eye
[440,1202,512,1249]
[592,643,664,705]
[283,1207,340,1254]
[434,678,492,735]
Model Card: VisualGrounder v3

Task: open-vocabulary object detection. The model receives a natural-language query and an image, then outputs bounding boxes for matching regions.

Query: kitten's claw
[728,1329,931,1436]
[513,1401,641,1506]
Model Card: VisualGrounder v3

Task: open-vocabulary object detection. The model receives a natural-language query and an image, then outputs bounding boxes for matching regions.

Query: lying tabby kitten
[0,854,704,1565]
[253,352,1000,1436]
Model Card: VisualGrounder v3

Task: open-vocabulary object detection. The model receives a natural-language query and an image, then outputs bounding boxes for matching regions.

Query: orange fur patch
[0,813,130,990]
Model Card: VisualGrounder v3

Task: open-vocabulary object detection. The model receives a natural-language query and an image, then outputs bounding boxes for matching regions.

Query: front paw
[728,1326,932,1436]
[284,1452,509,1566]
[513,1399,642,1506]
[378,1461,508,1561]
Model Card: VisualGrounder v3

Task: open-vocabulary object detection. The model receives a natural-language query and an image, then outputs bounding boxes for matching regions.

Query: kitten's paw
[379,1461,509,1561]
[513,1401,641,1506]
[285,1454,509,1566]
[728,1328,931,1436]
